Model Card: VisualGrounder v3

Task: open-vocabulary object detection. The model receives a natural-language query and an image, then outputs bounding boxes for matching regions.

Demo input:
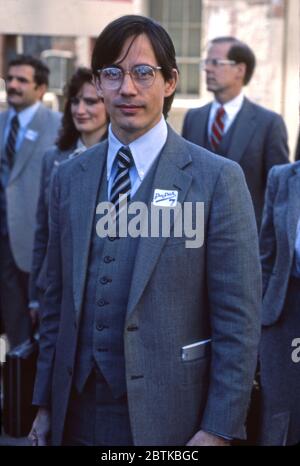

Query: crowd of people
[0,14,299,446]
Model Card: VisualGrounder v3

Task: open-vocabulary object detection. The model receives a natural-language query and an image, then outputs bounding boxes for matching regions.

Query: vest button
[100,276,111,285]
[96,323,106,331]
[108,235,119,241]
[104,256,114,264]
[97,298,108,307]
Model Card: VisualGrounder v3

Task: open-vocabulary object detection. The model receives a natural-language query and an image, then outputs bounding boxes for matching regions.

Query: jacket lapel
[287,165,300,258]
[71,142,108,315]
[227,98,257,163]
[126,128,193,317]
[9,105,47,184]
[198,104,211,147]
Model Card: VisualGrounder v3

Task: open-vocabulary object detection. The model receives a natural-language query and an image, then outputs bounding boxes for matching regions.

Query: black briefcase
[2,337,38,437]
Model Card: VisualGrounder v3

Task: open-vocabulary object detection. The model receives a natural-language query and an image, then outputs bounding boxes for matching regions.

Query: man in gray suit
[182,37,289,229]
[30,16,261,446]
[259,163,300,445]
[0,55,61,348]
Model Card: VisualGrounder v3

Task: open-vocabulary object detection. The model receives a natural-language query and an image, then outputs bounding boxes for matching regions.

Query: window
[150,0,202,96]
[41,50,75,95]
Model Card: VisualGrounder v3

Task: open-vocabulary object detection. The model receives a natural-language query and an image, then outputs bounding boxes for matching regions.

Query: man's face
[96,33,178,144]
[204,42,245,101]
[6,65,46,111]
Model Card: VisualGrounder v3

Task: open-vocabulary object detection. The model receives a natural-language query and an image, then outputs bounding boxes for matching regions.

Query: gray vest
[205,110,241,156]
[74,159,158,398]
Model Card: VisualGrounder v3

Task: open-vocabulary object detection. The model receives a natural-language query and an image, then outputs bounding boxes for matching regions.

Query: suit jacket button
[127,325,139,331]
[67,367,73,376]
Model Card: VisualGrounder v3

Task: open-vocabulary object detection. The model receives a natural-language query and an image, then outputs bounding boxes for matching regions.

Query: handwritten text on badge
[152,189,178,207]
[25,129,38,141]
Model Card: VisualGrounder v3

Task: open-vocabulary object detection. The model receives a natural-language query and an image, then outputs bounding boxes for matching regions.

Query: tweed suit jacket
[260,162,300,325]
[33,126,261,445]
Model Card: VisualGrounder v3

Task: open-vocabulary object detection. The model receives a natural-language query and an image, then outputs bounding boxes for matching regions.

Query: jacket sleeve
[181,110,191,139]
[259,166,279,296]
[32,167,62,406]
[29,152,53,302]
[200,161,262,440]
[264,114,289,174]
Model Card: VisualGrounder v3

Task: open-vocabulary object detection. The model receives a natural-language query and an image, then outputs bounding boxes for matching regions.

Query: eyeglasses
[200,58,237,68]
[96,64,162,90]
[70,96,101,106]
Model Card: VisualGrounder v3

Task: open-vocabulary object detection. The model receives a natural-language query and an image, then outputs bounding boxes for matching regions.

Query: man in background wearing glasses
[30,17,261,446]
[182,37,289,229]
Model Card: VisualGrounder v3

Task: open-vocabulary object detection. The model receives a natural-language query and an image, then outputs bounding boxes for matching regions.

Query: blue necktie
[110,146,133,211]
[5,115,19,168]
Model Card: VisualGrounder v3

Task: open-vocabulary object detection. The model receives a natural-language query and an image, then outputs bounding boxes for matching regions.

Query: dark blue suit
[182,98,289,229]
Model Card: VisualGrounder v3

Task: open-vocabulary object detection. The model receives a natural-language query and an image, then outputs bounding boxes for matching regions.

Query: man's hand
[28,407,51,446]
[186,429,231,446]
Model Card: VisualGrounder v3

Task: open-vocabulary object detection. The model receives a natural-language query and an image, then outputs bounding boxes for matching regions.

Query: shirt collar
[68,138,88,160]
[107,116,168,181]
[212,91,244,119]
[9,101,41,128]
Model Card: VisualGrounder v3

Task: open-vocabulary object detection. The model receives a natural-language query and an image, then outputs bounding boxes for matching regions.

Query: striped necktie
[5,115,19,168]
[110,146,133,212]
[210,106,225,151]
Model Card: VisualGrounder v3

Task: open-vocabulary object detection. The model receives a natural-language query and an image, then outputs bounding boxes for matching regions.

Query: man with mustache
[182,37,289,230]
[0,55,61,348]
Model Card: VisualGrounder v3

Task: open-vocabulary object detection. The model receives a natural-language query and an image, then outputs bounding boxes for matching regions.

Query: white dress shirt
[107,116,168,199]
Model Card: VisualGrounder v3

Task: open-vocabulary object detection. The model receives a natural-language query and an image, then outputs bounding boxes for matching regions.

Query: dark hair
[91,15,178,117]
[210,37,256,85]
[8,54,49,86]
[57,67,103,151]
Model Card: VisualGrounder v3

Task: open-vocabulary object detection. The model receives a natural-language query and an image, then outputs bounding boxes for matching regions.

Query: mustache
[7,89,23,96]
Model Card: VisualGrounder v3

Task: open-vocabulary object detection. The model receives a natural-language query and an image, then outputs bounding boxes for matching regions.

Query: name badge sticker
[152,189,178,207]
[25,129,38,141]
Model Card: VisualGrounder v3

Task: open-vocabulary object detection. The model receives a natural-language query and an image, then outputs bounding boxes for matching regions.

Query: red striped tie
[210,106,225,151]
